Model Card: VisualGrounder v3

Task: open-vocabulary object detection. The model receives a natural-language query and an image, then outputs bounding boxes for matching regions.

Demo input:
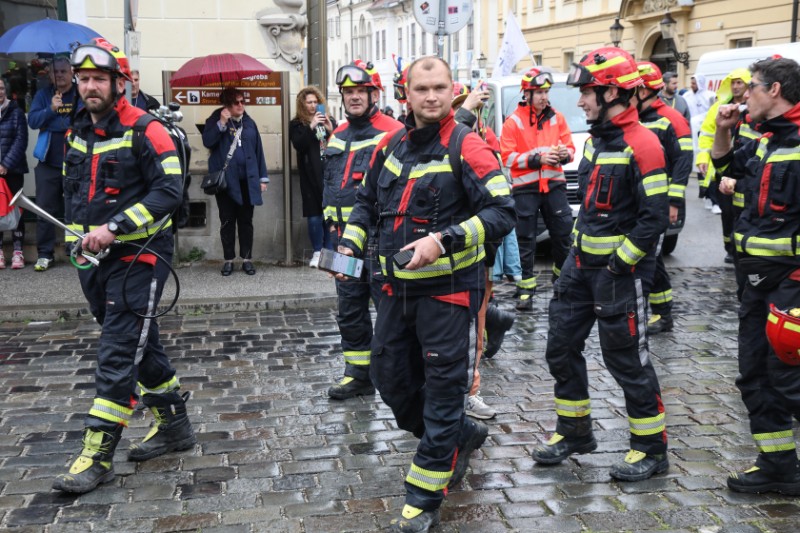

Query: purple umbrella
[0,18,102,54]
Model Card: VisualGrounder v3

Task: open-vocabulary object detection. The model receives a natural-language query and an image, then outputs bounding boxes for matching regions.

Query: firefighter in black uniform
[712,56,800,495]
[339,57,516,532]
[52,39,195,493]
[323,60,403,400]
[633,62,693,335]
[533,47,670,482]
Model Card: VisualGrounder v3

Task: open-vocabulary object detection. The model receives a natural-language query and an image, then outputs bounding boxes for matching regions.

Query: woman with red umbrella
[202,87,269,276]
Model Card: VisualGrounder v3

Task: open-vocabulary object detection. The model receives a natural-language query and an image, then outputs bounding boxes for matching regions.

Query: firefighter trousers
[649,234,673,317]
[370,290,480,511]
[515,188,573,289]
[545,250,667,455]
[737,276,800,474]
[77,236,178,431]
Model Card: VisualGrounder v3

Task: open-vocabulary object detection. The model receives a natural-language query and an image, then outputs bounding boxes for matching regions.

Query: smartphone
[318,248,364,278]
[316,103,325,115]
[393,249,414,270]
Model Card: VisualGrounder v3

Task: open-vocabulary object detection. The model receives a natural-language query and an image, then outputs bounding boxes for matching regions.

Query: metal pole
[437,0,446,58]
[281,73,293,265]
[793,0,799,43]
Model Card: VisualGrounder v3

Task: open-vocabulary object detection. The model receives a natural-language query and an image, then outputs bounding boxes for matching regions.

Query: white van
[695,42,800,93]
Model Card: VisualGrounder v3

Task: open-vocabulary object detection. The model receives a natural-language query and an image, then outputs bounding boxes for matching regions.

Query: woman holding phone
[290,86,335,268]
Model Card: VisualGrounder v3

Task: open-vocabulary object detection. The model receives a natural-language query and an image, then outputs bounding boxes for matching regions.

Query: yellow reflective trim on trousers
[406,463,451,492]
[517,277,537,290]
[380,245,484,279]
[89,398,133,426]
[343,350,370,366]
[486,175,511,197]
[342,225,367,250]
[124,203,154,227]
[668,183,686,198]
[648,289,672,305]
[616,238,646,266]
[629,412,666,436]
[734,233,794,257]
[139,376,180,395]
[643,173,668,196]
[555,397,591,418]
[754,430,796,453]
[459,216,485,248]
[579,234,626,255]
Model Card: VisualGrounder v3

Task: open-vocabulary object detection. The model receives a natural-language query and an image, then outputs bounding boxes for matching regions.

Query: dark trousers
[515,188,573,286]
[371,291,479,511]
[0,172,25,250]
[649,235,672,316]
[78,235,177,431]
[737,275,800,475]
[216,183,254,260]
[545,250,667,455]
[719,191,736,255]
[34,162,63,259]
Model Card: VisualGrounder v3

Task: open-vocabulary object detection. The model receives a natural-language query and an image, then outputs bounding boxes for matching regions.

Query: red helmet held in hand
[766,304,800,365]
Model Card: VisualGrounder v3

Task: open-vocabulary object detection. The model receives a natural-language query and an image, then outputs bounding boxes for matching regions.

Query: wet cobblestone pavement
[1,267,799,532]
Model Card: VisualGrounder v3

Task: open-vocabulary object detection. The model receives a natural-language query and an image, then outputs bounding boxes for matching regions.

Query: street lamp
[478,51,487,69]
[659,11,690,67]
[609,17,624,47]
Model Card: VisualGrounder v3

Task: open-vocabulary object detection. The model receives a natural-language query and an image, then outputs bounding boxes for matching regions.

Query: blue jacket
[28,84,80,167]
[0,99,29,174]
[202,109,268,206]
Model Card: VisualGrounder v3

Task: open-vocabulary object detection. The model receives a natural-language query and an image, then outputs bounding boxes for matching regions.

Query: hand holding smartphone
[317,248,364,278]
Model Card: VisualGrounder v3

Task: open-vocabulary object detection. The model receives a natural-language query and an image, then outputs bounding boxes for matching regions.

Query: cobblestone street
[1,267,799,532]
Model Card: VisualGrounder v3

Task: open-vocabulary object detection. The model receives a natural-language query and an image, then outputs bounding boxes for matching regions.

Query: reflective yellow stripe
[324,205,337,220]
[343,350,370,366]
[64,219,172,243]
[124,203,154,227]
[734,233,794,257]
[555,397,591,418]
[579,233,626,255]
[642,117,670,131]
[409,158,452,179]
[139,376,180,395]
[733,191,745,208]
[766,150,800,164]
[89,398,133,426]
[648,289,672,305]
[754,430,796,453]
[629,412,665,436]
[327,137,346,150]
[380,245,484,279]
[617,70,641,84]
[342,224,367,251]
[92,132,133,154]
[643,173,668,196]
[161,155,182,175]
[583,142,595,161]
[668,183,686,198]
[586,55,627,72]
[679,138,693,150]
[517,277,537,290]
[485,175,511,196]
[459,217,485,248]
[384,153,403,177]
[406,463,451,492]
[616,238,646,266]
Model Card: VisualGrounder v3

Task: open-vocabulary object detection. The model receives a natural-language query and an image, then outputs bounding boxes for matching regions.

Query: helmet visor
[336,65,371,86]
[71,45,118,72]
[530,72,553,87]
[566,64,594,87]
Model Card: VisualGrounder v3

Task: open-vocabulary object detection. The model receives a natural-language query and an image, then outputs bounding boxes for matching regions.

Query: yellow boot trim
[402,504,424,520]
[647,314,662,326]
[546,433,565,446]
[624,449,647,464]
[338,376,355,386]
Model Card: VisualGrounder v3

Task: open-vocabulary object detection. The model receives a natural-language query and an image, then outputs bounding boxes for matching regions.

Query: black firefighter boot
[53,425,123,493]
[531,417,597,465]
[484,304,515,359]
[128,391,196,462]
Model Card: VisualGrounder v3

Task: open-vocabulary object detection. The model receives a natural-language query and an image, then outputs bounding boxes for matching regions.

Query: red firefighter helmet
[567,47,642,90]
[393,65,409,103]
[521,68,553,91]
[70,38,132,81]
[336,59,383,91]
[766,304,800,365]
[637,61,665,90]
[451,81,471,108]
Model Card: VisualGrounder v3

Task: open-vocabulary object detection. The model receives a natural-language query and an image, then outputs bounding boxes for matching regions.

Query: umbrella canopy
[0,18,102,55]
[170,53,272,88]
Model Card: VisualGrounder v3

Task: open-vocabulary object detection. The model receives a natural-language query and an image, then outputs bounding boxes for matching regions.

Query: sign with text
[167,72,283,106]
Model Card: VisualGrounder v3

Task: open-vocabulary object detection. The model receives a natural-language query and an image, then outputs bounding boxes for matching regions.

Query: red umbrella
[169,53,272,87]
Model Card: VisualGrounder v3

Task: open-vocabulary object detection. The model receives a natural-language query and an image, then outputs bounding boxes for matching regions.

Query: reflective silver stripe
[635,277,648,367]
[509,114,524,129]
[511,171,539,187]
[134,277,158,366]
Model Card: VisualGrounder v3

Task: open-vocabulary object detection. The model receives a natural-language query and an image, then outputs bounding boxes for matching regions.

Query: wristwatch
[440,228,456,251]
[107,221,120,235]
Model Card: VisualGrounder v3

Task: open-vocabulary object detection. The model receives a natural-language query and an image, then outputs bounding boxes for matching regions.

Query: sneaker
[327,376,375,400]
[34,257,53,272]
[727,465,800,495]
[10,251,24,269]
[711,204,722,215]
[388,504,440,533]
[703,198,713,210]
[309,251,321,268]
[448,418,489,488]
[466,394,496,420]
[532,432,597,465]
[609,449,669,481]
[647,314,674,335]
[0,255,5,269]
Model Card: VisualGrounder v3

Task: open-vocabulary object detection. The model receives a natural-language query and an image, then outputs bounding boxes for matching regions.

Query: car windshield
[501,82,589,133]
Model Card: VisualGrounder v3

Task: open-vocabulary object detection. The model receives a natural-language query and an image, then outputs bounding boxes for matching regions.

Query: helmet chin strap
[590,86,631,124]
[635,88,658,115]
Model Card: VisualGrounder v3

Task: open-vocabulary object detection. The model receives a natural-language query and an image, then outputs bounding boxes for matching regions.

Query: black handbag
[202,125,241,195]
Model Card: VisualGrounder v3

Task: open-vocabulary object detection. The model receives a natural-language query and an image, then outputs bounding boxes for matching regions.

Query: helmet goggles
[527,72,553,88]
[566,64,595,87]
[336,65,372,87]
[71,45,119,73]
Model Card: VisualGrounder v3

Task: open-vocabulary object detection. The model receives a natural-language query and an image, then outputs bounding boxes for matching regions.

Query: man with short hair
[339,56,515,532]
[129,69,161,111]
[712,56,800,496]
[52,38,195,494]
[28,55,79,271]
[659,71,691,123]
